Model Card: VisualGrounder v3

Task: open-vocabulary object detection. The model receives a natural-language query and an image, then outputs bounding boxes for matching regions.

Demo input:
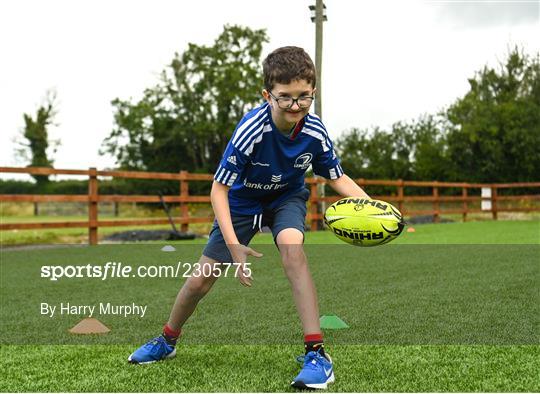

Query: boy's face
[262,79,316,130]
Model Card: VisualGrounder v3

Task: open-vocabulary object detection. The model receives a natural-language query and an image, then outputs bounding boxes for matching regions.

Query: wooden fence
[1,166,539,245]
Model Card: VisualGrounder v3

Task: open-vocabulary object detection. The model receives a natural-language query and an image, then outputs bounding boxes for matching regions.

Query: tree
[446,47,540,182]
[101,25,269,173]
[16,90,60,185]
[337,127,399,180]
[337,47,540,183]
[336,114,454,185]
[408,115,452,181]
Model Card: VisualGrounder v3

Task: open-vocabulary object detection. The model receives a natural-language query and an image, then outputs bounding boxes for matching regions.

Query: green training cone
[320,314,349,329]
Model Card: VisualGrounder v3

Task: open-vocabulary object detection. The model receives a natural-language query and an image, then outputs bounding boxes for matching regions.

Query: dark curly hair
[263,46,316,91]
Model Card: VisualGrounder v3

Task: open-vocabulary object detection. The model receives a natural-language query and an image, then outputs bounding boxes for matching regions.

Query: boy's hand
[228,244,263,287]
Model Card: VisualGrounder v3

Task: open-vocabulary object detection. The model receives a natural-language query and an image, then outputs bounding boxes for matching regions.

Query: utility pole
[309,0,327,118]
[309,0,327,229]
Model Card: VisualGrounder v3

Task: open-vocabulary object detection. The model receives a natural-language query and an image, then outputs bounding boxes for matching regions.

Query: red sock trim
[304,333,323,343]
[163,324,181,338]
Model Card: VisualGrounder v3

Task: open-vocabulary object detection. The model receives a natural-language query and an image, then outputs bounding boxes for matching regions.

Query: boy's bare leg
[167,255,222,331]
[128,255,221,363]
[276,228,321,335]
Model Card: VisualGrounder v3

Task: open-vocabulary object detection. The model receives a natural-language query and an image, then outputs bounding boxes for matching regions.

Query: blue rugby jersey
[213,102,343,215]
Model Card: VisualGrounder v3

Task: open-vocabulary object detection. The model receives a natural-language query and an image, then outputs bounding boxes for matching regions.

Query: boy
[128,46,369,390]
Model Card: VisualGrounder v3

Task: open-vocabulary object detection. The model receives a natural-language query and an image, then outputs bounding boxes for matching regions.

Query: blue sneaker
[291,351,335,389]
[128,336,176,364]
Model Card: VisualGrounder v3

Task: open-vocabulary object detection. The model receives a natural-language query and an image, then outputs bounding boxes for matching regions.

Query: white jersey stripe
[232,108,269,147]
[304,123,332,151]
[306,115,326,131]
[238,120,267,152]
[305,119,328,137]
[234,113,269,149]
[241,124,272,155]
[301,129,330,152]
[215,166,225,182]
[305,116,331,150]
[231,105,267,144]
[227,173,238,186]
[222,170,231,184]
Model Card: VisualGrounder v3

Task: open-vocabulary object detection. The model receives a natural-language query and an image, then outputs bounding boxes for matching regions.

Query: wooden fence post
[492,186,498,220]
[310,180,319,231]
[462,186,468,222]
[180,170,189,232]
[88,167,98,245]
[397,179,404,213]
[433,182,440,223]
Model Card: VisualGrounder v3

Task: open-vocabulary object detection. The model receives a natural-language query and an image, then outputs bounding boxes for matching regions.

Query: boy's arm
[326,174,370,198]
[210,181,239,245]
[210,181,262,287]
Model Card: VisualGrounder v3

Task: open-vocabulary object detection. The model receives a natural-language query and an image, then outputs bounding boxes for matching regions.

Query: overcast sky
[1,0,538,178]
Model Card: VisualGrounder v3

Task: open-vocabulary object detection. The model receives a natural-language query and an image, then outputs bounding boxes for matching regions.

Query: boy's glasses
[268,91,314,109]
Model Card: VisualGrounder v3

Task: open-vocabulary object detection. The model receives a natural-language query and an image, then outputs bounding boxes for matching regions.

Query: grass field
[1,220,539,392]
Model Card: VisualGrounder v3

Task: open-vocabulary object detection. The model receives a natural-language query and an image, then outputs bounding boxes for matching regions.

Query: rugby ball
[324,197,405,247]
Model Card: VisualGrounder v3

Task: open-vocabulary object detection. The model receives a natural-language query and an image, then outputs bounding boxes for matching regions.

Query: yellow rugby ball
[324,197,405,246]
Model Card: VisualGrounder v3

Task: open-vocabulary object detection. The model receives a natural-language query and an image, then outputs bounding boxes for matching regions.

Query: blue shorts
[202,187,310,263]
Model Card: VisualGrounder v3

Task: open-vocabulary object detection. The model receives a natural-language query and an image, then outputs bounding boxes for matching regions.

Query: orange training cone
[69,317,110,334]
